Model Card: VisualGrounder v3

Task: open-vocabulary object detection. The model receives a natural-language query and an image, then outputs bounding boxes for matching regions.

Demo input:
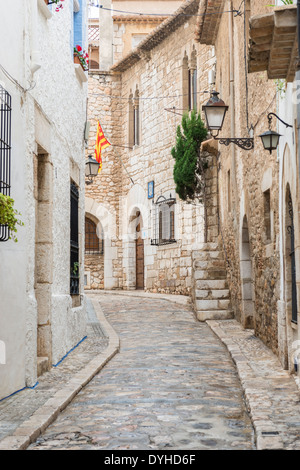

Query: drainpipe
[228,0,237,220]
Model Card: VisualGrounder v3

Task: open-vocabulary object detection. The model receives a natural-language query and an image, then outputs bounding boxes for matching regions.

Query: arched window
[85,217,103,254]
[189,48,197,111]
[182,49,198,112]
[134,87,140,146]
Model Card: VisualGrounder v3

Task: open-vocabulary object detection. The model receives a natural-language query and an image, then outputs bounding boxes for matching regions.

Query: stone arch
[240,214,255,329]
[122,184,148,290]
[182,51,189,112]
[279,143,299,371]
[283,183,298,371]
[85,197,118,290]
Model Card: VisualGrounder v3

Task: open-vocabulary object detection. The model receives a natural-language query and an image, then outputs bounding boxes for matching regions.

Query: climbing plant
[0,193,24,242]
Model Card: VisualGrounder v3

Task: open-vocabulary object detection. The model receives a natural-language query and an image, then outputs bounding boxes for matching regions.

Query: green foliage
[267,0,293,6]
[72,262,80,276]
[171,110,208,202]
[0,193,24,242]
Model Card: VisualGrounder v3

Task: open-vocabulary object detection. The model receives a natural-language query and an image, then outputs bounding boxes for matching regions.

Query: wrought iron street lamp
[202,91,254,151]
[259,112,292,154]
[85,155,99,184]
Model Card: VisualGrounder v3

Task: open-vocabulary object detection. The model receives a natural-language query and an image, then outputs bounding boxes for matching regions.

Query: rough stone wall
[85,254,104,289]
[212,0,280,352]
[85,71,124,289]
[86,14,214,295]
[116,16,213,295]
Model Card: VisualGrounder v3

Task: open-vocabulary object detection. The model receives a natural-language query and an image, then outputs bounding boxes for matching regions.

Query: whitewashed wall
[0,0,88,400]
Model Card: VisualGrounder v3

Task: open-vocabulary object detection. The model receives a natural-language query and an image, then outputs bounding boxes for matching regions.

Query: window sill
[37,0,53,19]
[75,64,88,83]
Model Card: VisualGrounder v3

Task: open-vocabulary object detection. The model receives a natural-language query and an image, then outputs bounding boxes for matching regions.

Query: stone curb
[86,289,191,307]
[206,319,287,451]
[0,296,120,451]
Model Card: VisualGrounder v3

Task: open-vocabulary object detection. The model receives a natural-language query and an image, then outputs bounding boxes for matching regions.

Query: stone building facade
[86,0,299,374]
[0,0,88,400]
[195,0,300,366]
[247,1,300,373]
[85,0,215,294]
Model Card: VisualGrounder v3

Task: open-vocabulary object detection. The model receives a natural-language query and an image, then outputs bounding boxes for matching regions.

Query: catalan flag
[94,121,111,174]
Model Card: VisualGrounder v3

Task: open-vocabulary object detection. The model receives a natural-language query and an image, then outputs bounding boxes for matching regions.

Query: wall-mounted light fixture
[85,155,99,185]
[259,112,292,154]
[202,91,254,151]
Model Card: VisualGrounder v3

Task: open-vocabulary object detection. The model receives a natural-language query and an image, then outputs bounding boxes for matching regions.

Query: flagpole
[112,145,135,185]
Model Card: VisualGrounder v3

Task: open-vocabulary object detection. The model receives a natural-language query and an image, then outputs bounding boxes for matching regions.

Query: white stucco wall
[0,0,88,399]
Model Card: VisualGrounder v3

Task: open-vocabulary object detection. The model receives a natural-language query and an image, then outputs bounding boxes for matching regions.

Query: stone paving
[28,294,255,450]
[208,320,300,450]
[0,298,112,447]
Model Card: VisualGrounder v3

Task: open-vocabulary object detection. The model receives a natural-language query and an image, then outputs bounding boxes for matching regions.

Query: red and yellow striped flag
[94,121,111,174]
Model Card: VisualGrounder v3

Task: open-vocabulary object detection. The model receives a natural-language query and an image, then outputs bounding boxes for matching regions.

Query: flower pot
[74,54,88,72]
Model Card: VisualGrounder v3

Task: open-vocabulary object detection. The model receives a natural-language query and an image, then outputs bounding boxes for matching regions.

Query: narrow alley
[28,295,254,450]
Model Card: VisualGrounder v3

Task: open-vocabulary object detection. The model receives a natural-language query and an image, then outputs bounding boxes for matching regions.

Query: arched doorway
[284,184,298,371]
[240,215,254,329]
[136,213,144,290]
[84,215,104,290]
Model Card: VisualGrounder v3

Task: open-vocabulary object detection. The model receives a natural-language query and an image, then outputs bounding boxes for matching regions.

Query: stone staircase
[191,243,233,321]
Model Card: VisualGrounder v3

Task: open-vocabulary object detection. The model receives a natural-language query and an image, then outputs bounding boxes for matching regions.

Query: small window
[85,217,103,254]
[129,87,140,148]
[227,169,231,212]
[134,88,140,146]
[263,189,271,242]
[151,195,176,246]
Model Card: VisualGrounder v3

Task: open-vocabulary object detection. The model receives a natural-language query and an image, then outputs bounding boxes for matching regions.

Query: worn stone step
[195,299,231,311]
[193,259,226,270]
[196,310,234,322]
[195,289,230,300]
[195,279,228,290]
[194,269,227,281]
[192,251,224,261]
[192,243,219,255]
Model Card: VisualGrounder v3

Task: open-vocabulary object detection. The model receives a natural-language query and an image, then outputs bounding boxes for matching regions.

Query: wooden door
[136,223,144,290]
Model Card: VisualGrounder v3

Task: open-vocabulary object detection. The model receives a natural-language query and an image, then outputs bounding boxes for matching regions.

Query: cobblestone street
[28,295,255,450]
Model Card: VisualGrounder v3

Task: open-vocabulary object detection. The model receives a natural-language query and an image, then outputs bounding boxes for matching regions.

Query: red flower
[76,45,82,52]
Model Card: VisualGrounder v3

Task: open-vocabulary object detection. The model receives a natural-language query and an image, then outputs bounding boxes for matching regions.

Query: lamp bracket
[217,137,254,151]
[210,132,254,151]
[268,112,292,129]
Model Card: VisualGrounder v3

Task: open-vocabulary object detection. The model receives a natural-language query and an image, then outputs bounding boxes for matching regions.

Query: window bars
[287,189,298,324]
[85,217,104,254]
[0,84,12,242]
[151,195,176,246]
[70,183,80,295]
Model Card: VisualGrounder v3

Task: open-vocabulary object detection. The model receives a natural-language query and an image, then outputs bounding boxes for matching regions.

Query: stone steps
[192,245,233,322]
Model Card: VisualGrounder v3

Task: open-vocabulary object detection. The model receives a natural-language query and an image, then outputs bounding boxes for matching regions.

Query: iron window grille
[151,195,176,246]
[70,182,80,295]
[287,189,298,324]
[0,84,12,242]
[85,217,103,254]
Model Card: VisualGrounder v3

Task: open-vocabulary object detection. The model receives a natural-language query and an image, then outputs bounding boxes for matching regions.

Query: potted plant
[44,0,65,11]
[74,45,89,71]
[0,193,24,242]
